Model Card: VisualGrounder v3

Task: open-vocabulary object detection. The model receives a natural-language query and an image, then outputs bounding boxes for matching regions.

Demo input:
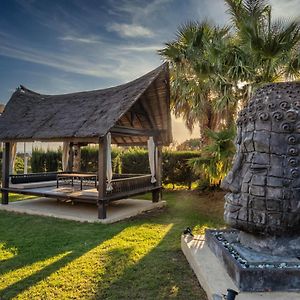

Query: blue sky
[1,0,299,104]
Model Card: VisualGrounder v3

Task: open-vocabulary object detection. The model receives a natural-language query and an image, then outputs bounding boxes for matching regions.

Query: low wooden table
[57,173,97,190]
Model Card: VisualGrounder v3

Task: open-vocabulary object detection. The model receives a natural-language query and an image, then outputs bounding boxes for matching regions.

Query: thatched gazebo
[0,63,172,219]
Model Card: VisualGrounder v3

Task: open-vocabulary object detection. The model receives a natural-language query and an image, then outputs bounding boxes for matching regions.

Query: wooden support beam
[110,126,162,137]
[98,136,107,219]
[140,95,157,129]
[153,80,164,124]
[1,137,99,144]
[1,142,10,204]
[73,144,81,172]
[165,68,172,143]
[1,185,161,204]
[134,102,153,129]
[152,144,162,203]
[156,145,163,187]
[67,142,74,172]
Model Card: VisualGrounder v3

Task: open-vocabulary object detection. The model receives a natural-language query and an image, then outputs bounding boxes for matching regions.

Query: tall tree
[160,0,300,143]
[226,0,300,87]
[159,22,250,144]
[160,0,300,185]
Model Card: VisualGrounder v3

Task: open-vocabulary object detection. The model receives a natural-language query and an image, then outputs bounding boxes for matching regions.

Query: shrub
[163,151,199,189]
[121,148,149,174]
[0,150,2,180]
[31,148,61,173]
[15,156,24,174]
[188,128,235,186]
[80,146,121,173]
[30,147,200,188]
[80,146,98,172]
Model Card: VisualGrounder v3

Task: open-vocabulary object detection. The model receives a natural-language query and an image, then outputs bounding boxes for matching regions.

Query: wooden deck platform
[2,173,162,219]
[2,183,161,203]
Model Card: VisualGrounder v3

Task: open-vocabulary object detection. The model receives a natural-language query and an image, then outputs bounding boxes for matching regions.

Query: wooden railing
[9,172,158,201]
[10,172,58,184]
[107,174,154,195]
[10,171,95,184]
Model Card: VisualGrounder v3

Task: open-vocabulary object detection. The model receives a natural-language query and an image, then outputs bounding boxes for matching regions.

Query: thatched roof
[0,63,172,145]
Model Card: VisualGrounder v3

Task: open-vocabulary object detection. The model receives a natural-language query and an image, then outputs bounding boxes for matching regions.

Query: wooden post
[67,142,74,172]
[98,136,107,219]
[73,144,81,172]
[2,142,10,204]
[152,144,162,202]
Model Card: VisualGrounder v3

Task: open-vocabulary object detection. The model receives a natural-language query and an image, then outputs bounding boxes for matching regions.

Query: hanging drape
[62,142,70,171]
[106,133,113,191]
[24,142,28,174]
[9,142,17,175]
[147,137,156,183]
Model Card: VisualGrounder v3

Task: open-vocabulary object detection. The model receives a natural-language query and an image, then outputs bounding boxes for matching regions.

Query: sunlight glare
[0,251,72,291]
[15,223,173,299]
[0,243,18,261]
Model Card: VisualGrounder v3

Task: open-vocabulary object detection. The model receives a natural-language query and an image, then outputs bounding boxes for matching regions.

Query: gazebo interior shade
[0,63,172,146]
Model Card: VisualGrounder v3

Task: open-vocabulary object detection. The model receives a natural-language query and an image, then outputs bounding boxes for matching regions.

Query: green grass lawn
[3,193,36,202]
[0,190,225,300]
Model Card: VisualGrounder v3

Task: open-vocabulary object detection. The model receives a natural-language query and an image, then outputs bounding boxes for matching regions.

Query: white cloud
[0,31,161,84]
[120,44,162,52]
[59,35,103,44]
[269,0,300,20]
[0,43,110,78]
[106,22,154,38]
[110,0,173,22]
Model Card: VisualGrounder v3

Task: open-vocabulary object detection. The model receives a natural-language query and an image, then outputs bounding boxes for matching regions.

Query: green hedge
[29,147,200,188]
[121,148,150,174]
[31,148,61,173]
[119,149,199,188]
[163,151,199,189]
[80,146,121,173]
[0,152,28,179]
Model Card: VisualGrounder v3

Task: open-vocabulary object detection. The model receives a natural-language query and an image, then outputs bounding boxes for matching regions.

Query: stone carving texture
[222,82,300,236]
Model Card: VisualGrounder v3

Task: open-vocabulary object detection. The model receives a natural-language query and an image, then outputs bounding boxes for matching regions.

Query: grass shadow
[94,220,208,300]
[0,211,127,299]
[0,190,225,299]
[93,190,225,299]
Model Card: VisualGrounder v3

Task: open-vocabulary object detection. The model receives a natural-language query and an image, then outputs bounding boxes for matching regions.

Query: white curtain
[62,142,70,172]
[147,137,156,183]
[106,133,113,191]
[9,142,17,175]
[24,142,28,174]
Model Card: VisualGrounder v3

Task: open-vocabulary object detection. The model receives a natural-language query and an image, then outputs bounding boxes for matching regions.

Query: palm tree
[188,127,236,186]
[159,22,242,144]
[160,1,300,137]
[160,0,300,185]
[226,0,300,88]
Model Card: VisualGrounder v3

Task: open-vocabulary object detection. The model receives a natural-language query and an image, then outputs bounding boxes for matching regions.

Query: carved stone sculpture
[221,82,300,255]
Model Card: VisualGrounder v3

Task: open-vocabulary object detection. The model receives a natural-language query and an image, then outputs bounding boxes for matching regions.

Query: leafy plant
[31,148,61,173]
[160,0,300,146]
[188,127,236,186]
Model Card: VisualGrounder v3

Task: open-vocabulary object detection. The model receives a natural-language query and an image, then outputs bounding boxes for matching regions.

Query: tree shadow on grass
[94,220,209,300]
[0,211,127,300]
[0,191,224,299]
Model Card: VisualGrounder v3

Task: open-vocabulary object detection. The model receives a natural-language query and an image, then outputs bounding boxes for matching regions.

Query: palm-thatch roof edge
[0,63,172,145]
